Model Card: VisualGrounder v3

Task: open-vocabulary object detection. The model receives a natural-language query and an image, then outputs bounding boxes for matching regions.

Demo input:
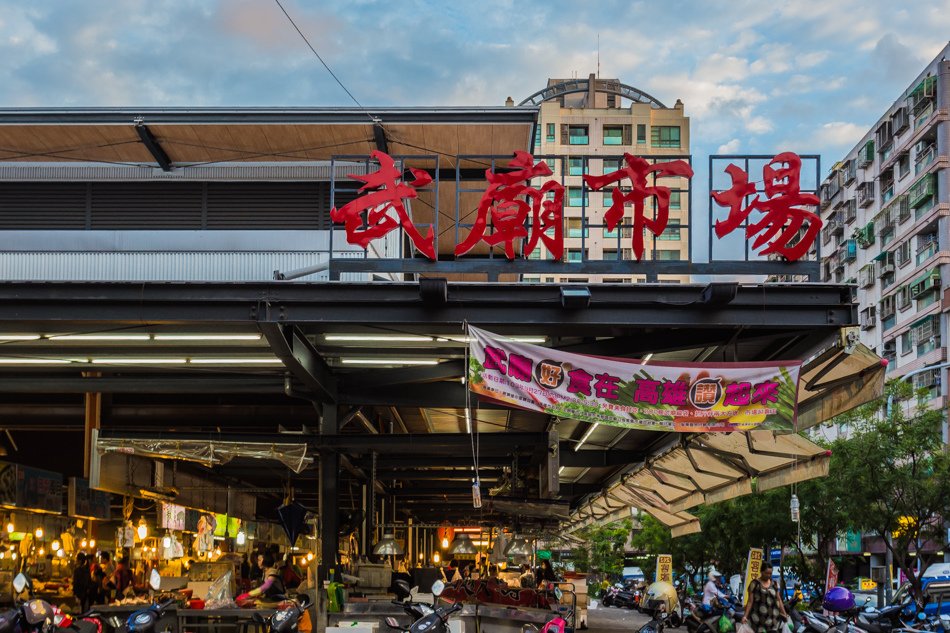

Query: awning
[565,430,830,537]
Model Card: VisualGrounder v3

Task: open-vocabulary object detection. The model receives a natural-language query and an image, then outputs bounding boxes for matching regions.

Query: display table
[335,600,560,633]
[92,605,276,633]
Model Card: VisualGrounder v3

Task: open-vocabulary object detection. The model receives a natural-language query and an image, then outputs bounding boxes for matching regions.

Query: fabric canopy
[565,430,831,537]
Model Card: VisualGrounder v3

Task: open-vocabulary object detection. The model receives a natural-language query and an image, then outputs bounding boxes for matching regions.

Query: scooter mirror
[12,574,27,594]
[431,580,445,597]
[554,587,563,601]
[297,593,312,609]
[385,617,402,629]
[149,568,162,591]
[252,613,267,624]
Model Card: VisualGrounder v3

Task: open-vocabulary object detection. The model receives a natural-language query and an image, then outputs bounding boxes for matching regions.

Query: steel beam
[134,122,173,171]
[344,360,464,391]
[319,404,339,583]
[559,445,648,467]
[0,376,285,394]
[260,322,337,403]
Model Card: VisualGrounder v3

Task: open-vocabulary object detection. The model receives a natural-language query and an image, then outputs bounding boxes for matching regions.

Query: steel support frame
[260,322,337,403]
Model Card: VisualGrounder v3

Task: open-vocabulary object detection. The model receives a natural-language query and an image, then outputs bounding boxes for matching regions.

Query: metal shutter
[91,182,203,229]
[0,183,86,228]
[206,182,339,229]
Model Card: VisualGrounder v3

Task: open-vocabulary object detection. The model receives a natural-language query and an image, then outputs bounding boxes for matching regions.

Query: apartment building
[818,44,950,404]
[521,74,691,283]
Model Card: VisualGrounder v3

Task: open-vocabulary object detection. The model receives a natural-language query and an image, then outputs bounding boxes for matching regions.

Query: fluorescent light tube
[341,359,439,365]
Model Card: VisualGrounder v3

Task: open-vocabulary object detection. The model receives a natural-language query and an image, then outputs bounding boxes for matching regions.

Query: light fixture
[137,517,148,540]
[325,335,434,342]
[11,553,16,560]
[236,529,247,546]
[50,334,151,341]
[863,552,871,557]
[341,359,439,366]
[153,334,262,341]
[435,336,547,344]
[80,539,88,548]
[910,551,917,557]
[6,518,13,534]
[0,358,73,365]
[38,547,45,556]
[372,532,405,556]
[92,358,187,365]
[574,423,598,451]
[51,540,60,552]
[214,547,221,556]
[0,335,40,341]
[790,494,800,522]
[939,550,945,556]
[465,408,472,434]
[34,527,43,539]
[560,286,591,309]
[447,533,478,555]
[56,549,64,558]
[306,551,314,561]
[441,537,449,549]
[162,532,172,549]
[89,539,95,549]
[189,358,282,364]
[433,552,441,564]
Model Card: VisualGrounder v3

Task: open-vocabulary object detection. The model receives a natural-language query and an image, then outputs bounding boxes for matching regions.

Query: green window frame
[568,158,588,176]
[567,187,588,207]
[603,126,623,146]
[637,124,646,144]
[545,123,555,142]
[568,125,589,145]
[651,126,681,148]
[657,221,681,241]
[670,190,681,209]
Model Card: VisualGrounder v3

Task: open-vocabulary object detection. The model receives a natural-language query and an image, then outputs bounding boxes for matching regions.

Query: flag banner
[656,554,673,583]
[467,325,801,433]
[744,548,764,605]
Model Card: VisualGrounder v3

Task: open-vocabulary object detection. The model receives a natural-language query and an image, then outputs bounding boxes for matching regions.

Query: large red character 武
[583,154,694,261]
[711,152,821,261]
[455,151,564,260]
[329,150,436,260]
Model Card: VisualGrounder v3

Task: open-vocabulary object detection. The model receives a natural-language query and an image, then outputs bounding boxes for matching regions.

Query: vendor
[239,555,285,602]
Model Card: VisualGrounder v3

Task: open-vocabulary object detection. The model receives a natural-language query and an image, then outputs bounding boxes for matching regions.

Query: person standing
[742,563,789,633]
[518,564,535,588]
[112,556,134,598]
[72,553,91,612]
[536,560,557,588]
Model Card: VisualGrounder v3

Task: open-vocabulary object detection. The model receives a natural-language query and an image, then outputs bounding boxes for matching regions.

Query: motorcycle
[0,573,102,633]
[392,580,437,621]
[385,581,463,633]
[601,584,621,608]
[252,595,312,633]
[110,569,174,633]
[684,594,740,633]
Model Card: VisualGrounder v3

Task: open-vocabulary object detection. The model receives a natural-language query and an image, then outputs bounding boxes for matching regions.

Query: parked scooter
[0,573,102,633]
[391,579,436,620]
[252,595,312,633]
[111,570,174,633]
[684,593,740,633]
[601,584,621,608]
[640,581,684,632]
[385,581,462,633]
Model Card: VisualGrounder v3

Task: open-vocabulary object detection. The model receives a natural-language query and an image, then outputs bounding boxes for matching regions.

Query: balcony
[844,199,857,223]
[908,76,937,116]
[908,173,936,209]
[892,107,910,135]
[910,269,940,299]
[857,182,875,207]
[859,140,874,167]
[914,143,937,175]
[855,222,875,249]
[827,210,844,235]
[842,239,857,262]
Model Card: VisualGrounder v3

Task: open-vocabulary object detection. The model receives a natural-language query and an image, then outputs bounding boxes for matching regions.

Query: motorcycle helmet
[644,581,679,615]
[822,586,855,613]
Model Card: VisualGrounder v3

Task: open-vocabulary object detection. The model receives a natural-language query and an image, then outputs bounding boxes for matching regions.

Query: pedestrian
[250,553,264,583]
[742,562,789,633]
[536,560,557,588]
[519,564,535,588]
[72,553,91,612]
[112,556,134,597]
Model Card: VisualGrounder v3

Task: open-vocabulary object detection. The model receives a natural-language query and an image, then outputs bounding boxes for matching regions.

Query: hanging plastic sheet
[95,437,312,473]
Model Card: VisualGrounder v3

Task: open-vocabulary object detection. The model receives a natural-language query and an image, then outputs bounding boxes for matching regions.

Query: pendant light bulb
[89,539,95,549]
[5,519,13,534]
[162,532,172,549]
[236,530,246,546]
[306,551,314,561]
[137,517,148,540]
[34,527,43,539]
[442,537,449,549]
[51,540,61,552]
[433,552,441,563]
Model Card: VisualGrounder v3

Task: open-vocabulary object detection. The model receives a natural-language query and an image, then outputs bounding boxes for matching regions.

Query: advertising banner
[744,548,764,606]
[656,554,673,583]
[825,558,839,593]
[160,503,186,530]
[68,478,111,520]
[468,326,801,432]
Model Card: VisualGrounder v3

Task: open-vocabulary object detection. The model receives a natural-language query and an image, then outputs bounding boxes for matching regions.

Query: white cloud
[814,121,867,146]
[717,139,741,154]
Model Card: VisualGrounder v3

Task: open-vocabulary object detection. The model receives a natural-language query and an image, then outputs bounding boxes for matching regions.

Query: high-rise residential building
[520,74,691,284]
[818,43,949,409]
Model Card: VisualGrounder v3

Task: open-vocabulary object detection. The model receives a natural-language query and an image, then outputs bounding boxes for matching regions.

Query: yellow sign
[860,578,878,591]
[657,554,673,583]
[744,548,764,605]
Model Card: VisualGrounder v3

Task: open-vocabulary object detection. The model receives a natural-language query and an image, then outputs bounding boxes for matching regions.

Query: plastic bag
[718,614,735,633]
[205,571,237,610]
[737,623,754,633]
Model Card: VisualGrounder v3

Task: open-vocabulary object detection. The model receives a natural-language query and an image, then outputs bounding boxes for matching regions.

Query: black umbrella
[276,502,308,548]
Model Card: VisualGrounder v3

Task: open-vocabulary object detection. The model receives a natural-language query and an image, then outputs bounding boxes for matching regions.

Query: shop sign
[0,463,63,513]
[656,554,673,583]
[67,478,111,520]
[860,578,878,591]
[213,513,241,538]
[536,549,552,561]
[160,502,186,530]
[331,150,819,263]
[468,326,801,433]
[825,558,839,594]
[744,548,763,606]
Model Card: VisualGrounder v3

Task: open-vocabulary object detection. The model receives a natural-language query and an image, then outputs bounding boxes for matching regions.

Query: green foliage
[572,519,632,575]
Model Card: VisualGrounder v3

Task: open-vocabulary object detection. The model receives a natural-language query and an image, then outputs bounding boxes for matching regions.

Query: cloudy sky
[1,0,948,172]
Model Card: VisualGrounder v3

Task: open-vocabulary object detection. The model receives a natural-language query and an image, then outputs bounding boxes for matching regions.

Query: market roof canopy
[565,430,831,537]
[0,107,538,169]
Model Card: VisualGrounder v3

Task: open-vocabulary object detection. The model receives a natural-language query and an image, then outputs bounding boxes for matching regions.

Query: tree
[572,519,632,577]
[828,380,950,602]
[631,513,710,579]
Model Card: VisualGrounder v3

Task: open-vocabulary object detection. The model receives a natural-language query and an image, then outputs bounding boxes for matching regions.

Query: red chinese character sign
[583,154,694,261]
[711,152,821,261]
[330,150,437,260]
[455,150,564,259]
[467,325,802,433]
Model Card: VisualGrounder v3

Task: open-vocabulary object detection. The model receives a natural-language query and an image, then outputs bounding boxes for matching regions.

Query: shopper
[72,553,91,612]
[112,556,134,597]
[536,560,557,588]
[518,564,535,588]
[742,562,789,633]
[238,555,286,602]
[250,553,264,583]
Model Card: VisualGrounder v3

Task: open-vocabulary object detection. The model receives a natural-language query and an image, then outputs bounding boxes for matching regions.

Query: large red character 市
[329,150,436,260]
[583,154,694,261]
[711,152,821,261]
[455,151,564,260]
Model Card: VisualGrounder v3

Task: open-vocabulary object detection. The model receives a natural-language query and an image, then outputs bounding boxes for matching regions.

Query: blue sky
[0,0,947,176]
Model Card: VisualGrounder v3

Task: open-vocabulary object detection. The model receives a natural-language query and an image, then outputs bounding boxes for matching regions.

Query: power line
[273,0,375,122]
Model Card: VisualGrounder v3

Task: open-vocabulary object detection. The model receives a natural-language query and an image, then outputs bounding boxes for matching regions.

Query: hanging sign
[467,326,801,432]
[744,548,764,606]
[160,503,186,531]
[656,554,673,583]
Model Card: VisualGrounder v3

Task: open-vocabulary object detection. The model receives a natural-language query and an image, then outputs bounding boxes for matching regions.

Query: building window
[567,217,588,238]
[653,249,680,261]
[651,126,681,148]
[603,126,624,146]
[565,249,584,263]
[567,187,588,207]
[603,159,622,174]
[568,125,589,145]
[603,249,619,260]
[637,124,646,144]
[546,123,555,143]
[670,190,682,209]
[568,158,588,176]
[657,221,681,241]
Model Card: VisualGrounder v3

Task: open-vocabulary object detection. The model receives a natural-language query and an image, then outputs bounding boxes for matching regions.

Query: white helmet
[708,570,722,580]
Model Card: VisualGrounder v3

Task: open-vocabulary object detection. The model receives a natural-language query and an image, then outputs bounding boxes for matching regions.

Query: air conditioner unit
[914,140,929,155]
[880,263,895,276]
[882,340,897,354]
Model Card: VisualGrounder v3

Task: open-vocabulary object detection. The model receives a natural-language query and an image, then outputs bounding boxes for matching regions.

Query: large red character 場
[455,151,564,260]
[582,154,694,261]
[710,152,821,261]
[330,150,436,260]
